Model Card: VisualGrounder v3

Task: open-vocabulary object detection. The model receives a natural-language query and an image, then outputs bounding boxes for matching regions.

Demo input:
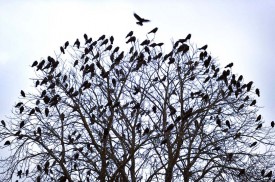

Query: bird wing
[133,13,142,21]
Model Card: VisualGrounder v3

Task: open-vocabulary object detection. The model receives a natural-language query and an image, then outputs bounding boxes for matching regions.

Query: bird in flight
[133,13,150,26]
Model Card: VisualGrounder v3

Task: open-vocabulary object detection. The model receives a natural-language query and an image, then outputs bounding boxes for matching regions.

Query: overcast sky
[0,0,274,124]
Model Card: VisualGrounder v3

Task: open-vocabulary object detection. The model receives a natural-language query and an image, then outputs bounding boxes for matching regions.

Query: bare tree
[1,23,275,182]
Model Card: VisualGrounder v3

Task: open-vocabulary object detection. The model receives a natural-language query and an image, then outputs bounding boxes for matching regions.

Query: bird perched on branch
[148,27,158,34]
[133,13,150,26]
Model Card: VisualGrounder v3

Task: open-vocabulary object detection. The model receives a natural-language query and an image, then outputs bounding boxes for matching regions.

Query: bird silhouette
[110,36,114,44]
[60,46,65,54]
[216,118,221,127]
[143,127,150,135]
[161,138,167,145]
[234,132,241,140]
[199,45,208,50]
[126,36,136,43]
[133,13,150,26]
[265,171,272,179]
[21,90,26,97]
[250,100,256,106]
[84,34,88,41]
[31,61,38,67]
[152,105,157,113]
[225,63,233,68]
[168,105,176,115]
[165,124,174,132]
[125,31,133,38]
[238,104,244,110]
[250,141,257,147]
[256,115,261,121]
[4,140,11,145]
[256,123,262,130]
[148,27,158,34]
[74,39,80,49]
[185,34,191,40]
[19,121,25,128]
[225,120,231,129]
[1,120,5,127]
[255,88,260,97]
[64,41,69,49]
[19,106,24,114]
[271,121,274,128]
[261,169,265,176]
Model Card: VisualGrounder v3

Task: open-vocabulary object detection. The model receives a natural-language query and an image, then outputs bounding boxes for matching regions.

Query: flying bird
[133,13,150,26]
[148,27,158,34]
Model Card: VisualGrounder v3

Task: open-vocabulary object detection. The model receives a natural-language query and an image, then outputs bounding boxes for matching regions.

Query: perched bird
[133,13,150,26]
[271,121,274,128]
[261,169,265,176]
[110,36,114,44]
[64,41,69,49]
[19,106,24,114]
[1,120,6,127]
[125,31,133,38]
[216,118,221,127]
[4,140,11,145]
[31,61,38,67]
[198,44,208,50]
[250,100,256,106]
[256,115,261,121]
[255,88,260,97]
[168,105,176,115]
[256,123,262,130]
[185,33,191,40]
[126,36,136,43]
[15,102,23,107]
[152,105,157,113]
[60,46,65,54]
[225,63,233,68]
[143,127,150,135]
[225,120,231,129]
[19,121,25,128]
[212,146,221,151]
[74,39,80,49]
[234,132,241,140]
[21,90,26,97]
[165,124,174,132]
[98,34,106,41]
[84,33,88,41]
[239,169,245,176]
[238,104,244,110]
[148,27,158,34]
[161,138,167,145]
[265,171,272,179]
[250,141,257,147]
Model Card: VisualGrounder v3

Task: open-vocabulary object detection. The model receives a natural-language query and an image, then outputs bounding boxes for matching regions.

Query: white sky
[0,0,275,124]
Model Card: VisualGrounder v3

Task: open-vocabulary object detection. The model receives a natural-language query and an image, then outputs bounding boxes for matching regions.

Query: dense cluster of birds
[0,12,274,181]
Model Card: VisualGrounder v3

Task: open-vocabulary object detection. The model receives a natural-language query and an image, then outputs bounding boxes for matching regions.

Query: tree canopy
[1,13,275,182]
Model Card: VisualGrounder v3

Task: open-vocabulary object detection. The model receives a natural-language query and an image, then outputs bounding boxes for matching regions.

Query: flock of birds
[0,12,274,181]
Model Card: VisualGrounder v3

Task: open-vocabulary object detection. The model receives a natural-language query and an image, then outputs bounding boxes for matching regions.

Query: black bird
[126,36,136,43]
[265,171,272,179]
[256,115,261,121]
[31,61,38,67]
[4,140,11,145]
[256,123,262,130]
[21,90,26,97]
[74,39,80,49]
[19,106,24,114]
[112,78,116,87]
[212,146,221,151]
[168,105,176,115]
[1,120,6,127]
[255,88,260,97]
[110,36,114,44]
[73,60,78,67]
[165,124,174,132]
[125,31,133,38]
[225,120,231,129]
[271,121,274,128]
[15,102,23,107]
[238,104,244,110]
[143,127,150,135]
[26,169,29,176]
[133,13,150,26]
[36,60,45,71]
[199,44,208,50]
[246,81,253,92]
[216,118,221,127]
[19,121,25,128]
[234,132,241,140]
[250,141,257,147]
[152,105,157,113]
[45,108,49,117]
[29,108,35,115]
[261,169,265,176]
[239,169,245,176]
[185,33,191,40]
[84,33,88,41]
[225,63,233,68]
[37,165,42,171]
[60,46,65,54]
[148,27,158,34]
[64,41,69,49]
[161,138,167,145]
[250,100,256,106]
